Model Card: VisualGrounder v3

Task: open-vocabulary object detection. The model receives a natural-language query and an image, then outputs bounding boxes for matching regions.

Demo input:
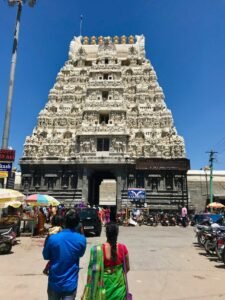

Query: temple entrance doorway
[88,170,117,220]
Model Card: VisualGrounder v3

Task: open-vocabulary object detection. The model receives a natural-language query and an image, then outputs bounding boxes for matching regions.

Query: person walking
[181,205,188,227]
[43,209,86,300]
[82,222,130,300]
[104,207,111,224]
[37,207,46,236]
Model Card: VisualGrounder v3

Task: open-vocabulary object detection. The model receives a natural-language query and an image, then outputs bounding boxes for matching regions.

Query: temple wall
[16,169,225,212]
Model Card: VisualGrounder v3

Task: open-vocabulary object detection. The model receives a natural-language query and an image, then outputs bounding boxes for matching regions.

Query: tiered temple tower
[20,35,190,209]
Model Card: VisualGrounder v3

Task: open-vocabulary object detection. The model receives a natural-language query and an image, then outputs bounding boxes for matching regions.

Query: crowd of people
[40,204,189,299]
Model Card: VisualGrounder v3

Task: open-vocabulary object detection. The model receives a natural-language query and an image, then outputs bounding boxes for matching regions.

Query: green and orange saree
[82,245,126,300]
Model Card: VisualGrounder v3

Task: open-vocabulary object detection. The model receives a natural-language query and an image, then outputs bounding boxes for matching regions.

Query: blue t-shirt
[43,228,86,293]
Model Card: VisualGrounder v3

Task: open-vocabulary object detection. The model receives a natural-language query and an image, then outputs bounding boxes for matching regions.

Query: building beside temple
[20,35,190,209]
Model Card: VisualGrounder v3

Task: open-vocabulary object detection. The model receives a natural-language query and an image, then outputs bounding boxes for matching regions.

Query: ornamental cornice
[77,131,129,136]
[78,125,127,134]
[87,81,123,88]
[90,67,122,72]
[83,103,126,110]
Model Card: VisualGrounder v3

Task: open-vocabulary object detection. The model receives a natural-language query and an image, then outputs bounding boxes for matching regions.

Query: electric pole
[206,150,217,205]
[1,0,36,149]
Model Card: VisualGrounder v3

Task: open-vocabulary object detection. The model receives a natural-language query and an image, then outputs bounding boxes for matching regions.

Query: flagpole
[80,14,83,36]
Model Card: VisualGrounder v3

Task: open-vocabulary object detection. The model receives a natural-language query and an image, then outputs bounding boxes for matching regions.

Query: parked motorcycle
[215,233,225,260]
[1,226,16,244]
[143,213,158,226]
[204,230,222,255]
[168,214,177,226]
[195,224,212,247]
[0,226,15,254]
[160,213,170,226]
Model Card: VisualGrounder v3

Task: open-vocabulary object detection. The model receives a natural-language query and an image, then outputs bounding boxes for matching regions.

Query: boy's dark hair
[65,209,80,229]
[51,215,64,227]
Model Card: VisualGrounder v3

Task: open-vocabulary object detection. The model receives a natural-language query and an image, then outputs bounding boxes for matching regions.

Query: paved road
[1,226,225,300]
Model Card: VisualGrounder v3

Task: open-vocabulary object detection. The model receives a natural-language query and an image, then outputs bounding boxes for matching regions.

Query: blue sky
[0,0,225,170]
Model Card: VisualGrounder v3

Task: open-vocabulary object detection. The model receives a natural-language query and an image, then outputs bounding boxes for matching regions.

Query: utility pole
[1,0,36,149]
[2,1,22,149]
[206,150,217,206]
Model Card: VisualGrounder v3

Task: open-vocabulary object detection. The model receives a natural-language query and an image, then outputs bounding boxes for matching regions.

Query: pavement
[1,226,225,300]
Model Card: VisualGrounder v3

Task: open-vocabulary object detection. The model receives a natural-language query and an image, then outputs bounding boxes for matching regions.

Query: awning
[214,194,225,199]
[0,171,8,178]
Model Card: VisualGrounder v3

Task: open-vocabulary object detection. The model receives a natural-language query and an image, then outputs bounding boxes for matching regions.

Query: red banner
[0,149,15,161]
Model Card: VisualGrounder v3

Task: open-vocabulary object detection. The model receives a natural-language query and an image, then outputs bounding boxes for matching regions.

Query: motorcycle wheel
[197,234,206,247]
[222,248,225,265]
[0,242,12,255]
[215,245,222,261]
[204,240,214,255]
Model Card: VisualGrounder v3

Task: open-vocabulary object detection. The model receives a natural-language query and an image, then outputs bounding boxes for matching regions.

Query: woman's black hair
[106,222,119,262]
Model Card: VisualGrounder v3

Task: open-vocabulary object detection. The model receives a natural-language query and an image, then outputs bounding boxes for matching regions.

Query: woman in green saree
[83,223,130,300]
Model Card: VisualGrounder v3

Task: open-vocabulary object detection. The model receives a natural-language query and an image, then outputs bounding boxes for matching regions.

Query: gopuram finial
[83,36,89,45]
[121,35,127,44]
[114,36,119,44]
[129,35,134,44]
[98,36,104,45]
[91,36,96,45]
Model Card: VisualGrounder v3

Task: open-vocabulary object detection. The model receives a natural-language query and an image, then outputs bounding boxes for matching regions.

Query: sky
[0,0,225,170]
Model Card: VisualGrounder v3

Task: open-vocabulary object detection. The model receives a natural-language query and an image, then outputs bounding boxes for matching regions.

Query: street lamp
[8,0,36,7]
[1,0,36,149]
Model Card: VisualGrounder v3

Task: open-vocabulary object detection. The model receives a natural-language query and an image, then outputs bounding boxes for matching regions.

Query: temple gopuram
[20,35,190,209]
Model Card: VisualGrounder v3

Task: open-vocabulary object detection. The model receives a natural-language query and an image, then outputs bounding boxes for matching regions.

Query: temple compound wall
[20,35,190,210]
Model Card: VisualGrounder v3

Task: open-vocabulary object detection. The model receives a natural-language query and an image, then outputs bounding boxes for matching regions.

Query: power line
[212,136,225,152]
[214,153,225,166]
[218,148,225,155]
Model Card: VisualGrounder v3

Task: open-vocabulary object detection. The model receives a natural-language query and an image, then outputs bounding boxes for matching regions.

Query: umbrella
[207,202,225,209]
[25,194,60,207]
[0,189,25,207]
[4,200,22,208]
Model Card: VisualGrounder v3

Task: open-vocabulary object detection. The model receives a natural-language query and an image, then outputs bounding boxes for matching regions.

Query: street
[1,226,225,300]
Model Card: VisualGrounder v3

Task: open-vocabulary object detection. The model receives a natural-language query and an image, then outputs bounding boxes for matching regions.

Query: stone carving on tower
[22,35,186,161]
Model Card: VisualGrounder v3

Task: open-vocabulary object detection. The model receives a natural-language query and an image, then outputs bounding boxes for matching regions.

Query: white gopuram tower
[20,35,190,210]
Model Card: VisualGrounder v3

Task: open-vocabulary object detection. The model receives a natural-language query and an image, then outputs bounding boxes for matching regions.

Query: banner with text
[0,162,12,172]
[0,149,15,162]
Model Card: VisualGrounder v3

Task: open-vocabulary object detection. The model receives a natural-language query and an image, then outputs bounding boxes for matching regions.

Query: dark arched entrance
[88,170,116,206]
[88,169,117,221]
